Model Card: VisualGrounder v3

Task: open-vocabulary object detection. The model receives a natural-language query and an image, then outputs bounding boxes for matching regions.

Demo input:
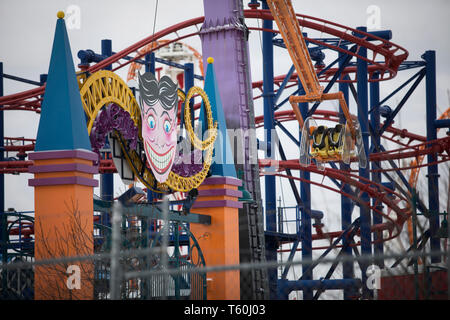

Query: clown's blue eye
[148,115,155,129]
[164,120,172,133]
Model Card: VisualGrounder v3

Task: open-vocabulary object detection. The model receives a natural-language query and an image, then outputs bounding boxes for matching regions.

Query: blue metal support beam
[378,68,426,137]
[274,120,299,146]
[356,26,372,299]
[350,81,423,210]
[312,216,362,300]
[277,142,301,207]
[368,68,424,115]
[184,62,195,130]
[78,49,203,80]
[338,45,356,300]
[94,199,211,225]
[262,0,277,300]
[325,162,343,190]
[100,40,114,211]
[144,52,156,202]
[274,29,391,55]
[101,39,113,71]
[145,52,155,74]
[2,73,42,87]
[306,45,356,118]
[298,82,313,300]
[271,93,312,300]
[300,218,360,279]
[276,40,356,302]
[370,72,384,268]
[351,29,392,41]
[273,64,295,105]
[423,50,441,262]
[273,53,346,112]
[434,119,450,128]
[278,278,362,294]
[40,74,47,85]
[155,57,204,80]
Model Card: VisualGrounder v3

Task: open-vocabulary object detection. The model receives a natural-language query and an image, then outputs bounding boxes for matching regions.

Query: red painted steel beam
[1,8,407,109]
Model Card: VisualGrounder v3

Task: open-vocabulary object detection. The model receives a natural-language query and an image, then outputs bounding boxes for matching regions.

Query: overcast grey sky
[0,0,448,218]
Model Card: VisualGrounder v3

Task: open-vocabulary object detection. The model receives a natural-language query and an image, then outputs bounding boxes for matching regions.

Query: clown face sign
[138,72,178,183]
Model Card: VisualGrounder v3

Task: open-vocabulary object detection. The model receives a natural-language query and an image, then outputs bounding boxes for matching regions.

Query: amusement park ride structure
[0,0,449,300]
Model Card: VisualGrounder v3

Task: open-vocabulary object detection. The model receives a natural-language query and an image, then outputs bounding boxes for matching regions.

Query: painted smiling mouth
[145,142,175,174]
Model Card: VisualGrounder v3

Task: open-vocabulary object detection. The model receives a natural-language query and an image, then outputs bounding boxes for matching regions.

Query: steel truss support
[100,39,114,207]
[370,72,384,268]
[338,46,357,300]
[423,50,441,262]
[278,218,362,298]
[356,26,372,299]
[298,83,313,300]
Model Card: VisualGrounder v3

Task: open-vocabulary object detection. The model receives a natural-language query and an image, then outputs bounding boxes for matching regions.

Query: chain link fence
[0,201,448,300]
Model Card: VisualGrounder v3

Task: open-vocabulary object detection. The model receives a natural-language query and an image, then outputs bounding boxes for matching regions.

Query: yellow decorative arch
[79,70,141,132]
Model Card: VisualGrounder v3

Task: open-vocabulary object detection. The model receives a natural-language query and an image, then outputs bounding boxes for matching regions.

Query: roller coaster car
[300,117,367,170]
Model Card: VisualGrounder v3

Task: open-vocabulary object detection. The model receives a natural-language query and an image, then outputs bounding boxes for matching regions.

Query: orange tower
[28,11,98,300]
[191,177,242,299]
[190,59,242,299]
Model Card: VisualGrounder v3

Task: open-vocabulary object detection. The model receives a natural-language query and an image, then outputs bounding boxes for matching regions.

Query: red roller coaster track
[0,9,408,110]
[0,9,447,249]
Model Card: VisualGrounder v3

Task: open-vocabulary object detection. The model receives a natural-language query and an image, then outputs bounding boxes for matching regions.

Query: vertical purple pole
[200,0,268,299]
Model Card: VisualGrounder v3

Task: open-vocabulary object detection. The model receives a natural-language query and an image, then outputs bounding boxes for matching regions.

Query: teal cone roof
[35,16,91,151]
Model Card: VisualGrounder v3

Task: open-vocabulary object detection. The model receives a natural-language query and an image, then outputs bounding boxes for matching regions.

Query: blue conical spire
[35,12,91,152]
[200,57,236,177]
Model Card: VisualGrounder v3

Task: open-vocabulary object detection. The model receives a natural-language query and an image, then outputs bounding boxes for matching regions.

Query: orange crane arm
[266,0,354,133]
[266,0,321,97]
